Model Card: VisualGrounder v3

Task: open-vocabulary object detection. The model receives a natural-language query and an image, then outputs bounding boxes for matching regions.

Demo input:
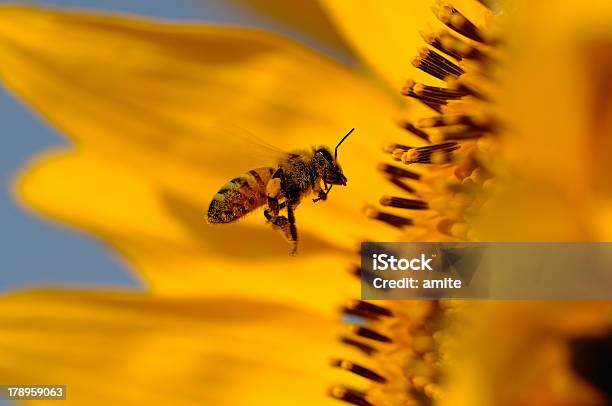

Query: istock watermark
[0,385,66,400]
[361,242,612,300]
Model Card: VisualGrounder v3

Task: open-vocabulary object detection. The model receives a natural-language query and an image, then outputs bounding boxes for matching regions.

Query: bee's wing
[198,122,291,175]
[205,122,291,165]
[174,122,291,182]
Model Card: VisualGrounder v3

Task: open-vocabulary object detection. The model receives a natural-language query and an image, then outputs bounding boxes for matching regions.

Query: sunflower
[1,1,611,405]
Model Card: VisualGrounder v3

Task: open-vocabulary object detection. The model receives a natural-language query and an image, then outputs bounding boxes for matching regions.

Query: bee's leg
[263,167,297,253]
[286,203,298,255]
[313,181,331,203]
[264,209,272,221]
[264,201,286,221]
[264,168,285,218]
[312,181,323,202]
[266,205,298,254]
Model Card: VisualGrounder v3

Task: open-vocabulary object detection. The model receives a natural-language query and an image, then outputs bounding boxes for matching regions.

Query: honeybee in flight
[207,128,355,254]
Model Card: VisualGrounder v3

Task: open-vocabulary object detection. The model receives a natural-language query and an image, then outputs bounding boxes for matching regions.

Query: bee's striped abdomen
[207,167,275,223]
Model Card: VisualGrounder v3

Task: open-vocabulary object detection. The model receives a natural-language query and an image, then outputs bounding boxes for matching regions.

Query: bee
[207,128,355,254]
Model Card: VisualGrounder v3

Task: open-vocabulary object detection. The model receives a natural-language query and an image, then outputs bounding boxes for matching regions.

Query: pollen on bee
[265,177,279,195]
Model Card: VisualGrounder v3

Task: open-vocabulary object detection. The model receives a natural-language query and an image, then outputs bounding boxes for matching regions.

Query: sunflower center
[330,1,503,404]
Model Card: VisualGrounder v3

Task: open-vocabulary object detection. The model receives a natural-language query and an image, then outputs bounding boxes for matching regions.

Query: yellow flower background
[0,1,611,405]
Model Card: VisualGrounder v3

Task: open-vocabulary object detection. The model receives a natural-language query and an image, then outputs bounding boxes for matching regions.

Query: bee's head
[313,147,347,186]
[313,129,354,186]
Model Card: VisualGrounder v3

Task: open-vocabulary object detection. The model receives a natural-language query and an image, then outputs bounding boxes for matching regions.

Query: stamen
[476,0,501,12]
[388,177,417,194]
[401,81,443,113]
[328,387,373,406]
[392,148,408,161]
[415,142,460,152]
[348,0,502,403]
[399,120,432,142]
[421,47,465,76]
[347,265,361,280]
[446,75,489,101]
[379,163,423,192]
[351,326,392,343]
[402,89,444,113]
[438,31,489,62]
[413,82,467,100]
[436,218,468,238]
[347,300,394,317]
[417,114,494,132]
[340,336,378,356]
[380,196,429,210]
[435,2,487,44]
[402,80,468,113]
[378,163,421,180]
[343,304,381,321]
[420,30,463,60]
[364,208,414,228]
[412,48,465,80]
[383,143,412,153]
[432,129,485,142]
[401,142,460,165]
[331,359,387,383]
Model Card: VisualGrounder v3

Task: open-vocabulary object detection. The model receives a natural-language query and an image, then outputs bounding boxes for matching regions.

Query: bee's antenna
[334,128,355,160]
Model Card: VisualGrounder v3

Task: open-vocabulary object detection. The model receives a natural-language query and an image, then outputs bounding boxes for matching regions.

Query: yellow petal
[0,4,397,171]
[225,0,354,57]
[0,5,404,249]
[16,150,366,313]
[0,289,365,405]
[1,5,406,309]
[319,0,492,89]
